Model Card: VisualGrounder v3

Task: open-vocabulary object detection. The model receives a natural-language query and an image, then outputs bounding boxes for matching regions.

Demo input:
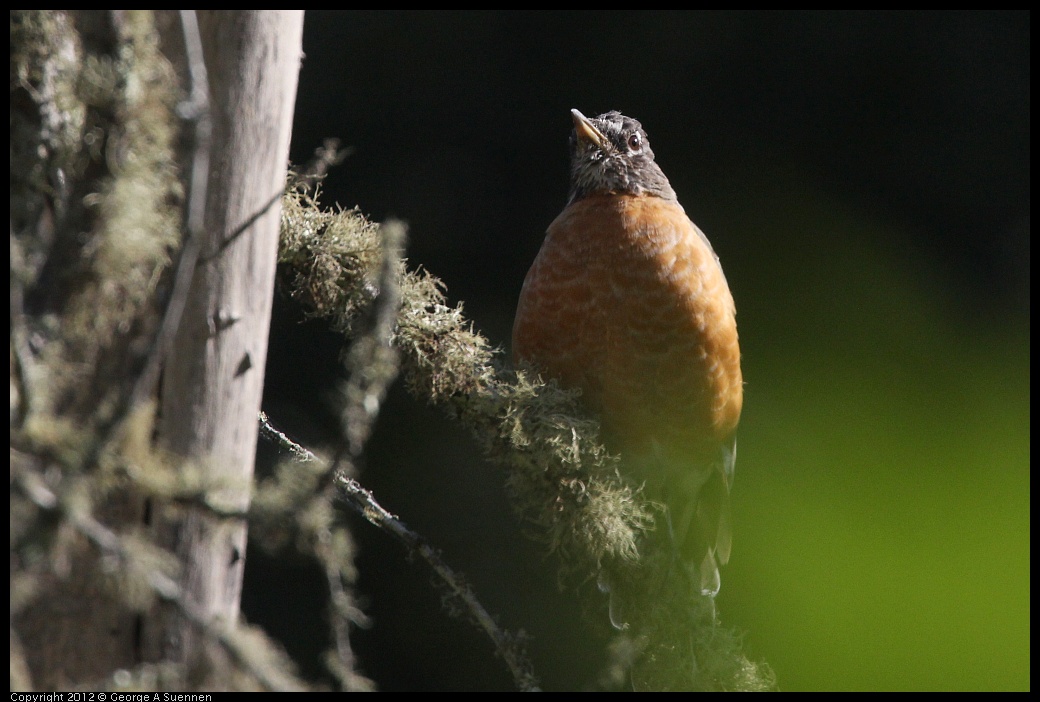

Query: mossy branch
[278,183,777,691]
[279,187,652,568]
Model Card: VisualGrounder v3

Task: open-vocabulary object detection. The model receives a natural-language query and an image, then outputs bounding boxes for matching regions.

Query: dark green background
[253,11,1030,691]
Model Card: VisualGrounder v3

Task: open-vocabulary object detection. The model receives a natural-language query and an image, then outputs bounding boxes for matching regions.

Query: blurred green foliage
[718,184,1029,691]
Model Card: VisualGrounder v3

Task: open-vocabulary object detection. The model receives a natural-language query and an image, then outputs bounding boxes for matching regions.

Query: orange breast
[512,194,742,464]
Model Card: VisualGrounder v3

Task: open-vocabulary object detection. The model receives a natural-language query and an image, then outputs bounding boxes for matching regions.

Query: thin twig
[294,138,351,190]
[258,410,315,462]
[312,217,401,687]
[128,9,212,411]
[259,414,540,692]
[10,224,34,422]
[333,219,405,464]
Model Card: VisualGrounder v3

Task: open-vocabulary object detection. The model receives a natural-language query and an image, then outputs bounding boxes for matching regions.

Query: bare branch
[126,8,212,412]
[259,413,540,691]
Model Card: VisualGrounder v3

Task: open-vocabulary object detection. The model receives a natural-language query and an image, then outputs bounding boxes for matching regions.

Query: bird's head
[567,109,677,204]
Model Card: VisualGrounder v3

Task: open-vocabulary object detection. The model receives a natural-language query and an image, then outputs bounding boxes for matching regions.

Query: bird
[512,109,743,596]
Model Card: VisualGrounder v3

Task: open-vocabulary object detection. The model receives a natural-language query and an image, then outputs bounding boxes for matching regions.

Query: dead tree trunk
[150,10,303,674]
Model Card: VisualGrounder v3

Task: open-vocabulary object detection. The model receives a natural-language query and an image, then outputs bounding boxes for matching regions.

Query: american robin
[512,109,743,596]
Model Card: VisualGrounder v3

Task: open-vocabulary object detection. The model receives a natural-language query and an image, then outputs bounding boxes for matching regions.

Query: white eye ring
[626,133,642,152]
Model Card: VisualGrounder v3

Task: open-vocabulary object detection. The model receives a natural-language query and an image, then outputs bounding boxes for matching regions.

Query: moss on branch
[278,184,776,691]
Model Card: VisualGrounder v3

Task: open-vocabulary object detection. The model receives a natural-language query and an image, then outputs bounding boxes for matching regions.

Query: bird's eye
[626,133,642,152]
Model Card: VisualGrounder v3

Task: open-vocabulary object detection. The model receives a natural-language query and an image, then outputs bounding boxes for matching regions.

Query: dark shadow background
[246,11,1029,691]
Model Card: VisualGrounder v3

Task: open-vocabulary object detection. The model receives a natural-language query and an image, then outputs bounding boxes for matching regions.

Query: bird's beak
[571,109,608,150]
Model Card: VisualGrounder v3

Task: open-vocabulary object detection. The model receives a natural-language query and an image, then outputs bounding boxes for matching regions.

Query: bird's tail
[657,437,736,598]
[686,464,733,597]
